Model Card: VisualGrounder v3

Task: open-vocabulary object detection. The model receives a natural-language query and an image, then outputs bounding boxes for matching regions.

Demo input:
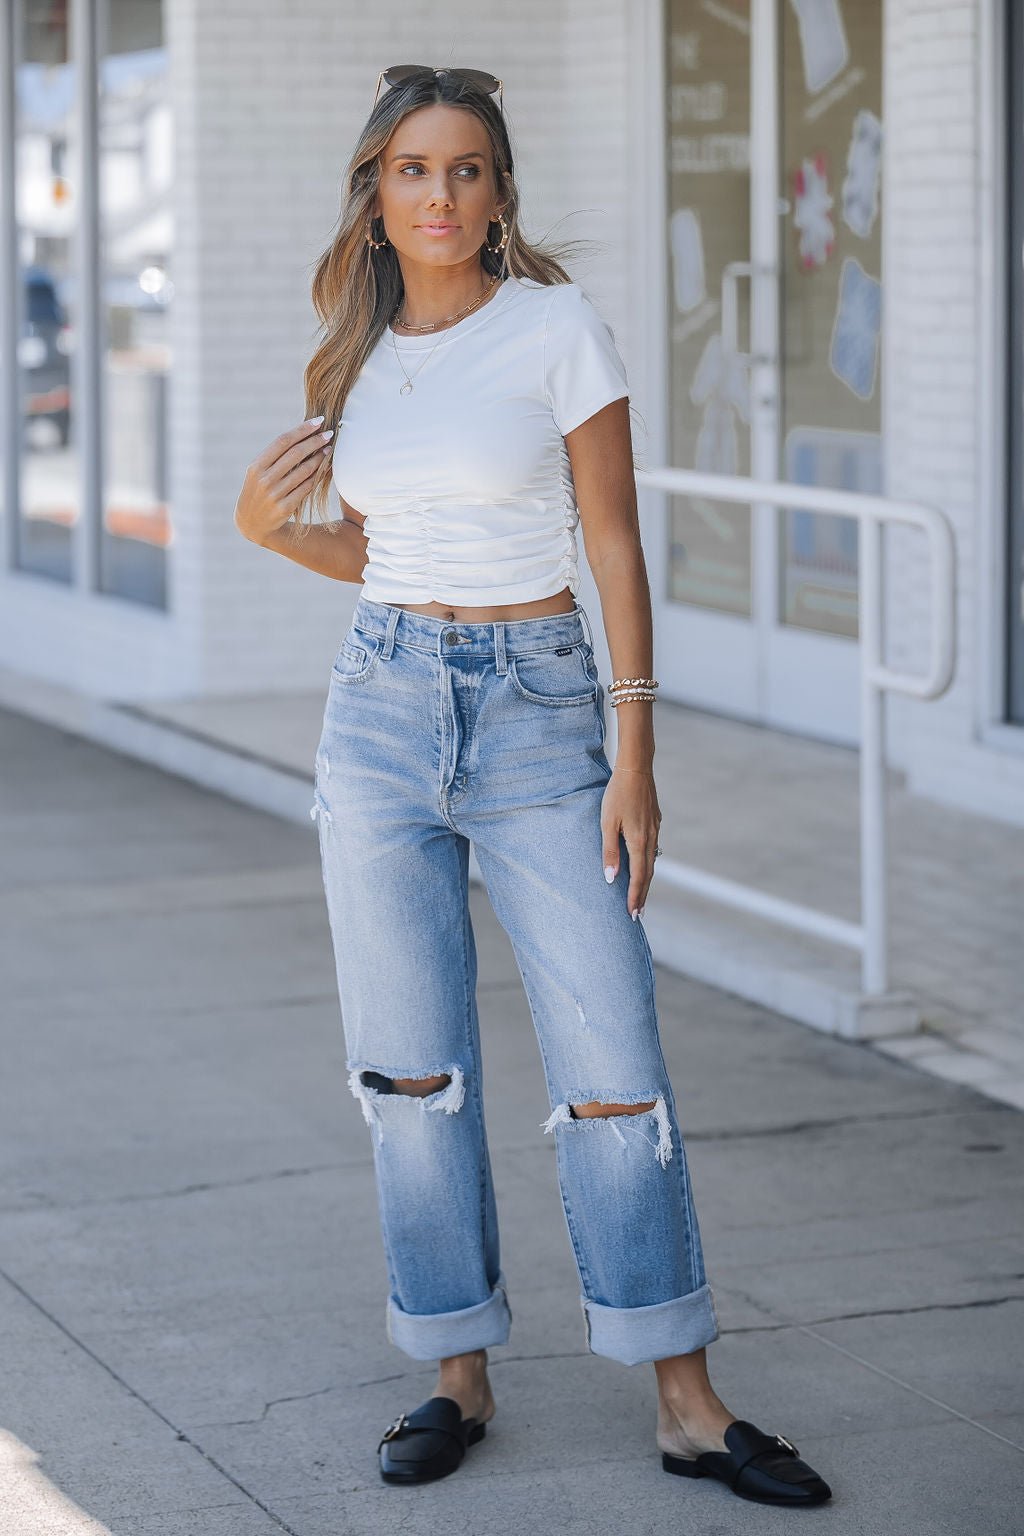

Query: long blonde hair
[302,70,629,532]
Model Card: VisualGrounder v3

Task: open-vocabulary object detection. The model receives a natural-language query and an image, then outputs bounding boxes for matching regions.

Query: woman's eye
[398,164,479,177]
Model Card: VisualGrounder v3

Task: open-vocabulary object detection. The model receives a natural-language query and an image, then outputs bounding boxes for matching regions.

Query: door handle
[722,262,779,368]
[721,261,752,359]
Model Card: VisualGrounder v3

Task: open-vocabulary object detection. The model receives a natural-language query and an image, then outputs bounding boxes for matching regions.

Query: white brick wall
[884,0,1024,826]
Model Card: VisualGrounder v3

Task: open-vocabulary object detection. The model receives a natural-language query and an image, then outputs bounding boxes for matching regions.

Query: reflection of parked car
[19,265,71,446]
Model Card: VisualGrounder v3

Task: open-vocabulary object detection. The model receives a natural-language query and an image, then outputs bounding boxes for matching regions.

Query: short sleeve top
[330,275,630,606]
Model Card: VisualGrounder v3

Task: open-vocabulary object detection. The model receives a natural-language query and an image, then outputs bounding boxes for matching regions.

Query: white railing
[636,468,957,996]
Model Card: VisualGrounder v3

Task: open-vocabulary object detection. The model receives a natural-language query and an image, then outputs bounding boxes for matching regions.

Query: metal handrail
[635,466,957,996]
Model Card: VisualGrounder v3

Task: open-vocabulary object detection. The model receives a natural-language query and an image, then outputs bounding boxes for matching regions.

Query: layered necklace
[390,274,500,395]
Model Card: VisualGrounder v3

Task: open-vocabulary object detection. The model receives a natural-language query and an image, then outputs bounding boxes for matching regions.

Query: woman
[234,65,831,1507]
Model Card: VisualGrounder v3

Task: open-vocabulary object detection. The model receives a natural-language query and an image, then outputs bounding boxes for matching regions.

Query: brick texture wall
[884,0,1024,825]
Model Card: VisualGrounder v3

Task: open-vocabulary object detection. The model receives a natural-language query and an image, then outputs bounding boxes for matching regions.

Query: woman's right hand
[233,416,335,547]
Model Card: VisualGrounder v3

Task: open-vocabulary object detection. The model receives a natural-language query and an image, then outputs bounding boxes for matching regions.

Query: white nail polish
[631,908,638,921]
[605,866,615,883]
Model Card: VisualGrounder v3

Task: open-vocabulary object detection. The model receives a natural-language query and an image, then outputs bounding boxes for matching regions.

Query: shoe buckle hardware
[775,1433,798,1455]
[381,1411,408,1442]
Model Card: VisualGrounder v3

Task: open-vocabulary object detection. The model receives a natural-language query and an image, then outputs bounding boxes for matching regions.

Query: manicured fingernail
[631,908,638,921]
[306,414,325,425]
[605,866,616,883]
[639,905,645,918]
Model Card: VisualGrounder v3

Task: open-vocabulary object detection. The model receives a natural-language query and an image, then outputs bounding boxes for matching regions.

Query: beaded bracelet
[608,676,659,708]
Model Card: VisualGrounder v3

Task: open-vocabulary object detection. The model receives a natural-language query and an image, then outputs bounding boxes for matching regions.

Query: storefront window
[777,0,882,640]
[98,0,172,608]
[3,0,171,608]
[664,0,881,638]
[14,0,78,583]
[664,1,753,617]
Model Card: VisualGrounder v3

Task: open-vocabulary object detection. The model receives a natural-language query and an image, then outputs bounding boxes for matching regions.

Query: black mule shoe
[377,1395,487,1484]
[662,1418,832,1507]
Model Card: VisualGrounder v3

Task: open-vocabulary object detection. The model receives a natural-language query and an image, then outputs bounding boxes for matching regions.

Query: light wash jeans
[311,594,720,1367]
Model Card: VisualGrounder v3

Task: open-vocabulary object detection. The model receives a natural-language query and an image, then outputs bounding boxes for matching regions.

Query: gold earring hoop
[484,213,509,254]
[366,216,390,251]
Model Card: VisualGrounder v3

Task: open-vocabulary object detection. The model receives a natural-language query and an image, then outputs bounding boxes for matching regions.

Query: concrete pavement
[1,705,1022,1535]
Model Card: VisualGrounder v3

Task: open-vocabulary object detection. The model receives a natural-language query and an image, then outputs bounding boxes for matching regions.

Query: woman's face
[373,102,503,271]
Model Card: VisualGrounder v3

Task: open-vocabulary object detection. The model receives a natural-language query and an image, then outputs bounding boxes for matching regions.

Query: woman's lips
[418,224,458,236]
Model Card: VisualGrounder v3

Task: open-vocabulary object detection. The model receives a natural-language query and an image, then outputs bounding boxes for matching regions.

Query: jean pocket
[508,644,599,706]
[331,629,383,684]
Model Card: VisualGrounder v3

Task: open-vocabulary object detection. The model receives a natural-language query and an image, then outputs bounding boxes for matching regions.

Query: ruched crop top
[330,274,630,606]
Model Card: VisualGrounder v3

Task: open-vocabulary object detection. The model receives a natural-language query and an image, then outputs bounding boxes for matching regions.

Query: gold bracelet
[609,677,659,692]
[609,691,657,707]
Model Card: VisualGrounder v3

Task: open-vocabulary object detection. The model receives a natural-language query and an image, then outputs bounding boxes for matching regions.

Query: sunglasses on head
[372,65,503,115]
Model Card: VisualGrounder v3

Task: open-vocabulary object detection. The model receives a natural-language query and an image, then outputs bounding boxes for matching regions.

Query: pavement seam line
[722,1293,1024,1333]
[685,1103,1016,1142]
[0,1263,304,1536]
[1,1159,364,1214]
[797,1322,1024,1453]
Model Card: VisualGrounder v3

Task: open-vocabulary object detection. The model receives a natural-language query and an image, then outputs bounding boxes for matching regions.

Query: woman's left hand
[601,766,663,919]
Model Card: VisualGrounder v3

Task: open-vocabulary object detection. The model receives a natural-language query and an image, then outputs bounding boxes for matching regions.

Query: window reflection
[99,0,172,608]
[16,1,77,583]
[665,0,753,617]
[777,0,882,639]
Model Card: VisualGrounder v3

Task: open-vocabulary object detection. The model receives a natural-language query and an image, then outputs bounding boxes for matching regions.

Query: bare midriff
[388,586,577,624]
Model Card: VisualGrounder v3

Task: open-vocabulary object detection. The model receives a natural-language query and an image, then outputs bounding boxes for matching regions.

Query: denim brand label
[555,647,573,655]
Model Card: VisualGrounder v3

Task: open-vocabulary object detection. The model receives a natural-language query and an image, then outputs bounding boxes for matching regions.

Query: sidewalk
[1,705,1021,1535]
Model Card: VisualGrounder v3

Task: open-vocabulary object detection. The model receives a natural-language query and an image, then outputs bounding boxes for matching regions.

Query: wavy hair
[301,69,635,532]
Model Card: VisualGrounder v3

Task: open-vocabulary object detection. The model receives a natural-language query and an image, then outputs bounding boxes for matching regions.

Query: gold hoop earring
[366,216,390,251]
[484,213,509,254]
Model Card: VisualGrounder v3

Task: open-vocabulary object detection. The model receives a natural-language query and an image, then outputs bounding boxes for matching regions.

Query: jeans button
[443,628,458,643]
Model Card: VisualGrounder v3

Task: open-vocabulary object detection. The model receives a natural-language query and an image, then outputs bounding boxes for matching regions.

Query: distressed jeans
[311,594,720,1367]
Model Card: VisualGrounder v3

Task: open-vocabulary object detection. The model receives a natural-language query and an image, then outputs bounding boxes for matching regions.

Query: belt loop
[576,604,594,649]
[381,605,400,660]
[493,620,508,676]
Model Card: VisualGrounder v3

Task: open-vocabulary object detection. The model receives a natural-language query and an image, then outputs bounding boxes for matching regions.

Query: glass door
[658,0,883,745]
[661,0,759,718]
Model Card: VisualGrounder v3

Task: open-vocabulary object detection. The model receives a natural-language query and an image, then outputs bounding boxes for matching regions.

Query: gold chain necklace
[390,275,499,396]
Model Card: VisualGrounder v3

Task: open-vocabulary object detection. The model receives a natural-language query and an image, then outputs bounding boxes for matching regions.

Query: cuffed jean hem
[385,1272,513,1361]
[581,1280,721,1366]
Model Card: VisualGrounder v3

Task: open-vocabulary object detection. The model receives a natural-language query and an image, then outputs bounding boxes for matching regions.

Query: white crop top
[330,274,630,606]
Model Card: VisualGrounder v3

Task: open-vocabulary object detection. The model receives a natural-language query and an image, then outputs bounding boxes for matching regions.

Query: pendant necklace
[390,274,499,396]
[390,326,446,397]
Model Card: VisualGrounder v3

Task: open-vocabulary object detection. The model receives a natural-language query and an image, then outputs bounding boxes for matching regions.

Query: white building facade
[1,0,1022,827]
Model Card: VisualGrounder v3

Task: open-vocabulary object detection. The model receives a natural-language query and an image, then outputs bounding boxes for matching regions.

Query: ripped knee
[541,1092,674,1167]
[347,1064,466,1140]
[364,1070,453,1098]
[569,1099,657,1119]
